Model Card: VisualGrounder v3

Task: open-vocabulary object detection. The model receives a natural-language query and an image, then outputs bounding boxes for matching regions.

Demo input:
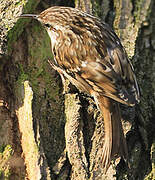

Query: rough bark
[0,0,154,179]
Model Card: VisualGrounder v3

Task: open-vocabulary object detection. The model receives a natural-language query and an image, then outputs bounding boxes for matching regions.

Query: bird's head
[19,7,75,32]
[19,7,73,47]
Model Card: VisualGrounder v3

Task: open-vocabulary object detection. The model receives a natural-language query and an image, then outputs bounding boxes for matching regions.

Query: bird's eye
[44,23,50,28]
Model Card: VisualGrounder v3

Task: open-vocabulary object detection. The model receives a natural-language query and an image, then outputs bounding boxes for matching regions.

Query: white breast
[47,28,58,49]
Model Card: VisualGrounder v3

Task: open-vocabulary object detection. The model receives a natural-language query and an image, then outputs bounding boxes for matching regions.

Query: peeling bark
[65,94,89,179]
[16,81,51,180]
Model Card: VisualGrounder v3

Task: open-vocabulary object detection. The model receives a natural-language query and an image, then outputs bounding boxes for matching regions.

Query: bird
[20,6,140,172]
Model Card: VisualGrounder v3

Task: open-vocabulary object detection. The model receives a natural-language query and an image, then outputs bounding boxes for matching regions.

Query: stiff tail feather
[94,95,128,172]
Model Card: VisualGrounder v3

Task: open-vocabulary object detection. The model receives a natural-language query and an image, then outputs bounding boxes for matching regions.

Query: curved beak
[19,14,39,19]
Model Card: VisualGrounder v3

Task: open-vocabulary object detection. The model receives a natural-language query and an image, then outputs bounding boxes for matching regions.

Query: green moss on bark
[6,0,40,54]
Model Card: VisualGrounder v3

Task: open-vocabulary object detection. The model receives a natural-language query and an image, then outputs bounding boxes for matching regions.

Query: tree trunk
[0,0,154,179]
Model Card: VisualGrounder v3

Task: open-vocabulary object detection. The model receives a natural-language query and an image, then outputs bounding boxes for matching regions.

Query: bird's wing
[52,17,139,106]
